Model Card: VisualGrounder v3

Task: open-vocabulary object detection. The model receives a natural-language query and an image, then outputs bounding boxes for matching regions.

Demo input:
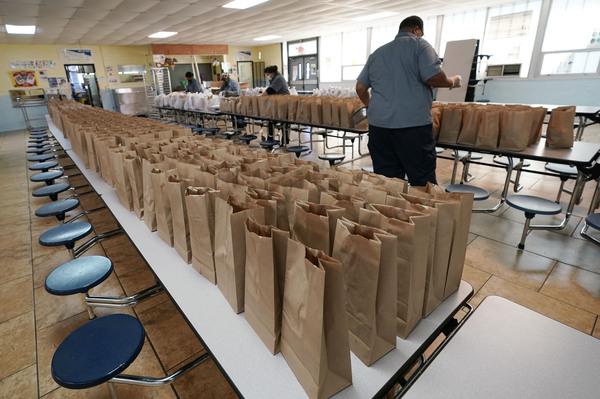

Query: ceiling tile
[79,0,124,10]
[0,3,38,17]
[37,5,77,19]
[70,8,111,21]
[112,0,160,14]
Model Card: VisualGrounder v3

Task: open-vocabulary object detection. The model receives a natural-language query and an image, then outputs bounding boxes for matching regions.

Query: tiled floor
[1,120,600,398]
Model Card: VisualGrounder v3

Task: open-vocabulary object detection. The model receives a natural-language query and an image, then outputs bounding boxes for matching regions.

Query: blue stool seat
[29,161,59,172]
[35,199,80,221]
[238,134,257,145]
[52,314,144,389]
[506,195,562,215]
[286,145,310,158]
[452,151,483,160]
[27,147,51,154]
[259,139,280,150]
[30,170,64,185]
[28,154,55,162]
[361,164,374,173]
[586,213,600,231]
[39,222,93,249]
[435,147,445,154]
[506,194,562,249]
[192,127,219,135]
[545,163,577,176]
[318,153,345,166]
[445,184,490,201]
[32,183,71,201]
[46,256,113,295]
[493,156,531,167]
[220,131,238,139]
[29,143,49,148]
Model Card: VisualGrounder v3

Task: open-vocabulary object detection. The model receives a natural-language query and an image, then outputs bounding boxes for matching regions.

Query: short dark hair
[264,65,278,74]
[185,72,194,78]
[399,16,424,32]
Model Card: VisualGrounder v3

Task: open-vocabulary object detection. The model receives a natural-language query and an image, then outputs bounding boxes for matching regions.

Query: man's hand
[449,75,462,90]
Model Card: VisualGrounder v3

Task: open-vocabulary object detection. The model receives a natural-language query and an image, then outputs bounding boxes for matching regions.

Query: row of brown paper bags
[150,181,470,399]
[105,152,470,398]
[433,103,576,150]
[221,95,368,129]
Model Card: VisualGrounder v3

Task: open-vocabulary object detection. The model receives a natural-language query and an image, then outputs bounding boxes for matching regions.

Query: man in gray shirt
[219,73,242,97]
[356,15,461,186]
[185,71,203,93]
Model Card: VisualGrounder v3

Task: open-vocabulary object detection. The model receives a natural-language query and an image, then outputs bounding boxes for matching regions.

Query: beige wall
[0,44,153,96]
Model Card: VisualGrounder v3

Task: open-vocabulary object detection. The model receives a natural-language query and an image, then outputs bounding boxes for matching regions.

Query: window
[341,28,367,81]
[370,24,397,54]
[319,33,342,82]
[540,0,600,75]
[481,1,542,78]
[439,10,487,58]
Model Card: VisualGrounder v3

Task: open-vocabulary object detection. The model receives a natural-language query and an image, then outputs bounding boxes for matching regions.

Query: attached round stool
[361,164,374,173]
[39,222,93,257]
[35,199,80,222]
[52,314,144,391]
[286,145,310,158]
[506,194,562,249]
[452,151,483,160]
[29,160,59,172]
[581,213,600,246]
[30,170,64,185]
[46,256,113,296]
[238,134,257,145]
[445,184,490,201]
[220,131,238,140]
[260,139,280,151]
[545,163,578,203]
[493,156,531,167]
[28,142,50,148]
[192,127,219,136]
[32,183,71,201]
[435,147,445,154]
[318,153,345,167]
[27,147,51,155]
[28,154,55,162]
[493,156,531,192]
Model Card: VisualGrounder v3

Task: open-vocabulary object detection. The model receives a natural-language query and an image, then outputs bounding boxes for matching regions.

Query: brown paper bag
[214,196,265,314]
[359,205,430,338]
[109,147,133,211]
[123,154,144,220]
[166,175,192,263]
[244,218,290,354]
[332,218,397,365]
[246,188,289,231]
[150,168,175,246]
[410,183,473,298]
[475,108,500,149]
[142,159,158,231]
[280,239,352,399]
[432,105,443,141]
[185,187,224,284]
[291,201,346,256]
[457,106,482,146]
[498,109,533,151]
[546,106,575,148]
[437,106,463,144]
[528,106,548,145]
[319,190,365,222]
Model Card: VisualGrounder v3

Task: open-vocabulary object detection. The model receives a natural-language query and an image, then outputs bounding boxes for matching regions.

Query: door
[237,61,254,89]
[288,56,318,92]
[64,64,102,107]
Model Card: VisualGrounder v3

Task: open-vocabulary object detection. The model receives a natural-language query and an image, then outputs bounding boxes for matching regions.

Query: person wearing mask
[219,72,242,97]
[185,71,203,93]
[356,15,462,186]
[261,65,289,96]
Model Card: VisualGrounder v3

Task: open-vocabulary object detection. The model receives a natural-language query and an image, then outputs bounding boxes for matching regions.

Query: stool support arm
[85,284,164,306]
[110,352,209,387]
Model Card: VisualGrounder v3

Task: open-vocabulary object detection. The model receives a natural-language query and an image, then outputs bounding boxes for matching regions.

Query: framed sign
[10,70,37,87]
[59,48,94,63]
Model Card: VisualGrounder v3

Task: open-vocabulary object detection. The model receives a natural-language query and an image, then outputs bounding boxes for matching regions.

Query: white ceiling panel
[0,0,521,47]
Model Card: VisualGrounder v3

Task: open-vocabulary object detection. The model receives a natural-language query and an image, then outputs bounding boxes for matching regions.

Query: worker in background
[185,71,203,93]
[261,65,289,96]
[356,15,461,186]
[219,72,242,97]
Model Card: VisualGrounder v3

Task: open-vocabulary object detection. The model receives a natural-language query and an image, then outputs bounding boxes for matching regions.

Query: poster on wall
[38,70,48,80]
[106,65,118,84]
[59,48,94,63]
[236,50,252,61]
[48,77,58,88]
[10,70,38,87]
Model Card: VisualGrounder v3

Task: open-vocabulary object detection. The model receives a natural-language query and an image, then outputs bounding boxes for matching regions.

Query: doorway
[64,64,102,107]
[237,61,254,89]
[288,55,318,92]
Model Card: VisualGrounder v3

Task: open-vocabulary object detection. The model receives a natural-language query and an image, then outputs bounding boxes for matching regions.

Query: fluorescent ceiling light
[254,35,281,41]
[352,11,398,22]
[148,31,177,38]
[223,0,269,10]
[5,24,36,34]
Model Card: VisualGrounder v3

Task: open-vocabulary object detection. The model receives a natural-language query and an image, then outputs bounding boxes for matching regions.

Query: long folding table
[47,115,473,398]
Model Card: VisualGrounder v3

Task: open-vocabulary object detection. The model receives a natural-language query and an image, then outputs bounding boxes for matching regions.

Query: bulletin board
[436,39,478,103]
[10,70,38,87]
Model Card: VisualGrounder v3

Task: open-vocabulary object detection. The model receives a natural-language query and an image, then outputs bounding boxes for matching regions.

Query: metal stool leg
[518,213,534,250]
